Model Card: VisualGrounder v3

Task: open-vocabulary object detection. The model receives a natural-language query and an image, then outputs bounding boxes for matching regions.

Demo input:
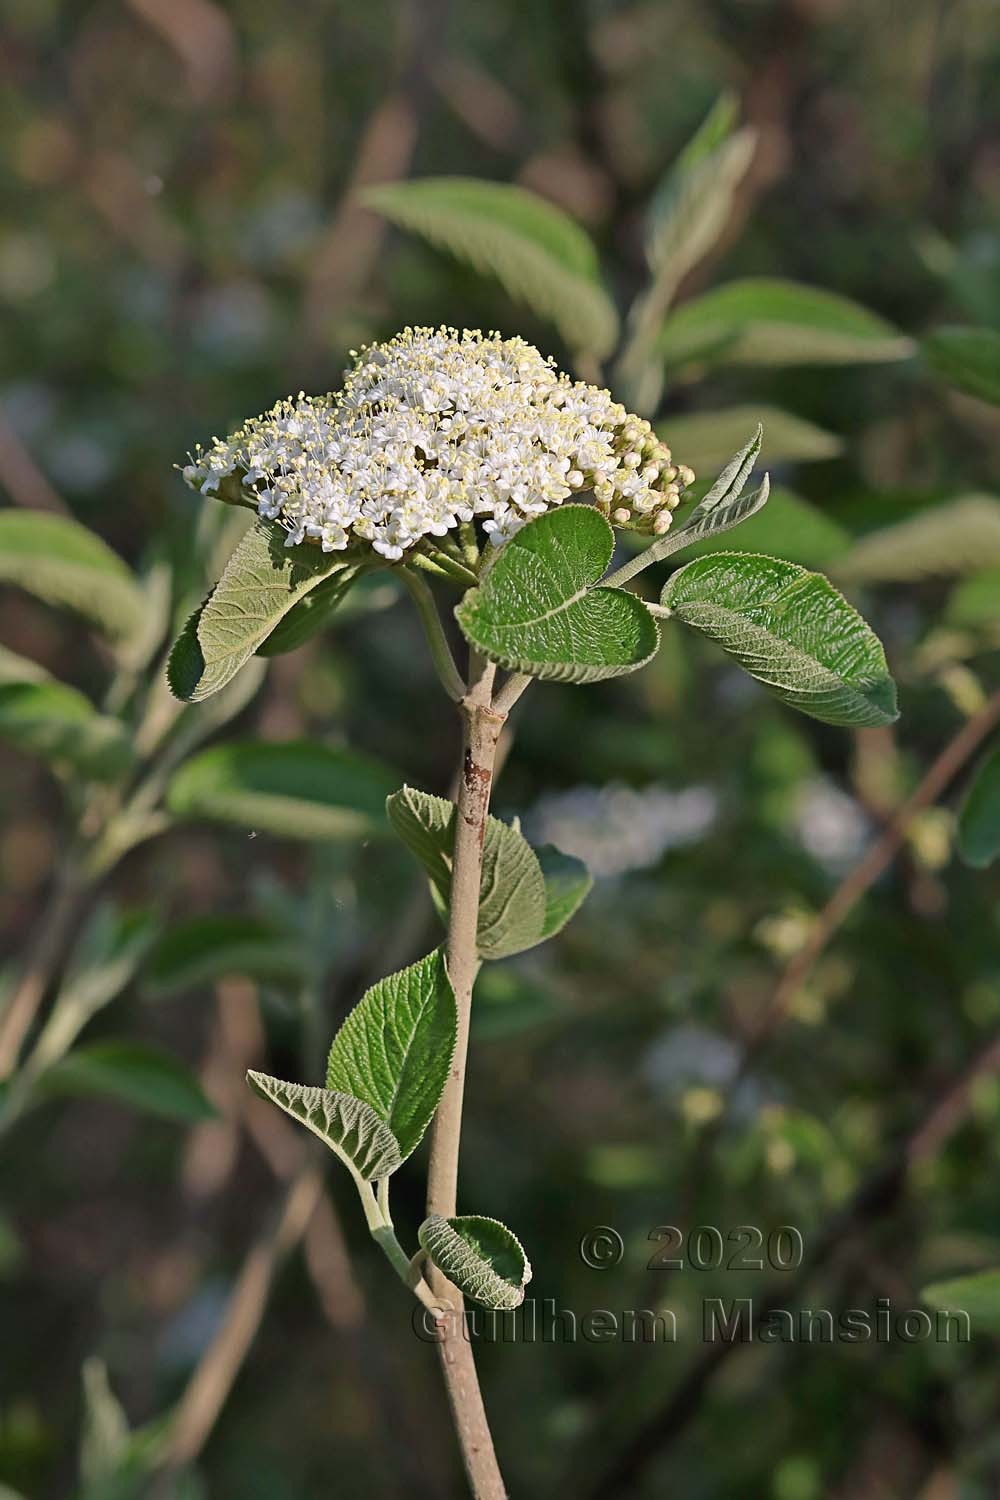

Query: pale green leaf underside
[363,178,619,358]
[168,521,351,702]
[659,278,913,367]
[0,510,145,642]
[0,680,134,781]
[837,495,1000,583]
[922,1268,1000,1329]
[947,569,1000,629]
[923,326,1000,406]
[665,406,840,473]
[326,949,456,1161]
[418,1213,532,1310]
[957,750,1000,869]
[456,506,659,683]
[166,740,397,840]
[662,551,898,728]
[386,786,551,958]
[247,1070,403,1180]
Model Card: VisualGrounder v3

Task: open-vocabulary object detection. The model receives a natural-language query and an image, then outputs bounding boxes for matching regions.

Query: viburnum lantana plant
[170,327,898,1499]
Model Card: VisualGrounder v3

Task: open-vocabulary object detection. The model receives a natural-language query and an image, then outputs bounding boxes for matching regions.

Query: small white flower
[182,328,693,559]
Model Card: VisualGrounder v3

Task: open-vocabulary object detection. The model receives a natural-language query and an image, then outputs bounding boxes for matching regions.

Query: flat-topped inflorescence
[182,327,693,561]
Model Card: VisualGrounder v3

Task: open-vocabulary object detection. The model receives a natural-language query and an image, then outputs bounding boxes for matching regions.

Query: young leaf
[664,406,840,472]
[680,488,850,569]
[455,506,659,683]
[166,740,397,840]
[0,511,145,642]
[386,786,550,958]
[145,916,308,996]
[41,1042,216,1122]
[80,1359,130,1489]
[661,552,899,728]
[957,751,1000,868]
[923,326,1000,406]
[363,178,619,358]
[418,1213,532,1310]
[837,495,1000,583]
[922,1268,1000,1330]
[535,845,593,939]
[947,569,1000,629]
[247,1070,403,1181]
[606,428,768,587]
[325,949,456,1161]
[658,278,913,368]
[0,681,134,782]
[167,522,354,702]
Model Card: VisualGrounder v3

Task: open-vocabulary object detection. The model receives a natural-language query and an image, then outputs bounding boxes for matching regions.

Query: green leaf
[0,644,49,684]
[255,563,367,656]
[947,569,1000,629]
[659,279,913,367]
[56,905,159,1025]
[42,1042,215,1122]
[80,1359,130,1489]
[363,178,619,358]
[664,406,841,472]
[661,552,899,727]
[680,487,851,568]
[418,1213,532,1310]
[247,1070,402,1181]
[166,740,397,840]
[167,522,353,702]
[922,1268,1000,1330]
[0,680,134,781]
[837,495,1000,583]
[646,118,756,289]
[0,511,145,642]
[456,506,659,683]
[610,428,769,584]
[924,326,1000,405]
[145,916,308,996]
[957,751,1000,868]
[386,786,551,958]
[536,844,593,939]
[326,949,456,1161]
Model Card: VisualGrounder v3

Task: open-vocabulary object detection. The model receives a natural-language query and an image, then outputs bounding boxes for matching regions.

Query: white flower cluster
[182,328,693,561]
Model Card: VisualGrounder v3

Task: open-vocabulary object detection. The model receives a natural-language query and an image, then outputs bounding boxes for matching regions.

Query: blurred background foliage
[1,0,1000,1496]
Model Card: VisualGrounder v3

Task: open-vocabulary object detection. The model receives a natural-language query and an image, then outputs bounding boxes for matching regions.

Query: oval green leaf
[326,949,456,1162]
[146,916,308,996]
[661,551,898,728]
[659,278,912,368]
[456,506,660,684]
[922,1268,1000,1331]
[41,1042,215,1122]
[418,1213,532,1310]
[957,750,1000,869]
[0,680,134,781]
[167,521,355,702]
[923,326,1000,406]
[166,740,397,840]
[363,177,619,358]
[386,786,550,959]
[0,511,145,642]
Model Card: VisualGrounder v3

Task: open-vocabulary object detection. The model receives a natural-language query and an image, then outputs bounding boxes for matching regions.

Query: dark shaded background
[1,1,999,1496]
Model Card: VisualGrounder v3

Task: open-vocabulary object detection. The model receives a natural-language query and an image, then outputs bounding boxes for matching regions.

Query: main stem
[425,649,507,1500]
